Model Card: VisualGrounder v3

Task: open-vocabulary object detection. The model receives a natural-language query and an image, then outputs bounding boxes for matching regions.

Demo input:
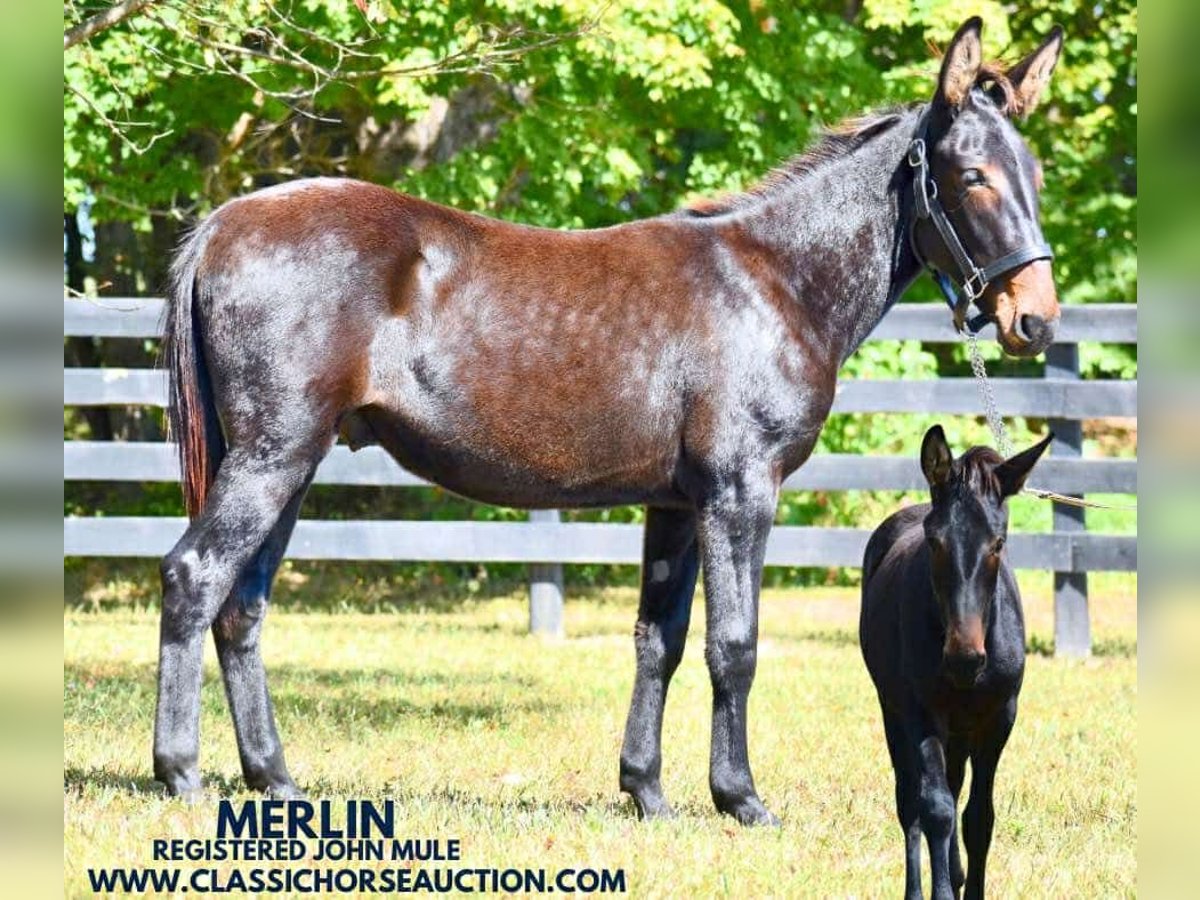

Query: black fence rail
[64,299,1137,653]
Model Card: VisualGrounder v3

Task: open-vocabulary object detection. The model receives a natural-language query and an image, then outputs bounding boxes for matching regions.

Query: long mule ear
[1007,26,1064,117]
[995,432,1054,497]
[935,17,984,112]
[921,425,954,490]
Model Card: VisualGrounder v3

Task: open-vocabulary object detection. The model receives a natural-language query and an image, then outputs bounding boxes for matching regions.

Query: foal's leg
[619,507,699,819]
[697,474,779,826]
[912,716,957,900]
[212,471,314,797]
[153,452,315,798]
[882,709,923,900]
[946,736,969,896]
[963,699,1017,900]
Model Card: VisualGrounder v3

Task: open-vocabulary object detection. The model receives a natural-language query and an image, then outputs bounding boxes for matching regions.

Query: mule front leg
[964,699,1016,900]
[914,724,957,900]
[619,507,700,819]
[698,476,778,826]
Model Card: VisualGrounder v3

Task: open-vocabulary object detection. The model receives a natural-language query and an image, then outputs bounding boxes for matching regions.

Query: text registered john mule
[155,17,1063,824]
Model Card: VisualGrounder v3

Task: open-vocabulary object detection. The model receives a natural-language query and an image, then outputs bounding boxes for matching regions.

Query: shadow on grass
[64,765,637,823]
[768,627,1136,658]
[260,665,557,731]
[1026,633,1137,658]
[64,765,161,796]
[64,765,245,798]
[65,765,730,827]
[65,661,559,733]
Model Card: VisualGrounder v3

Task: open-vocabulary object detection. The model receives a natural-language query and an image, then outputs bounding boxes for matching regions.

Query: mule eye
[991,536,1006,555]
[962,169,987,188]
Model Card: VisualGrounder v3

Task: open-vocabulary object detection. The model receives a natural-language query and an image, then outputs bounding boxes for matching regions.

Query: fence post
[528,509,564,637]
[1045,342,1091,657]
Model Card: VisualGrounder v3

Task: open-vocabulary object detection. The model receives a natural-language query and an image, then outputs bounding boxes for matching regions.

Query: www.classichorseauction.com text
[84,800,628,894]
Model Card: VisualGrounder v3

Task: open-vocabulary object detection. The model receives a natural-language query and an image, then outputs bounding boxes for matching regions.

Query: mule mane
[954,446,1006,499]
[682,109,909,217]
[684,62,1016,219]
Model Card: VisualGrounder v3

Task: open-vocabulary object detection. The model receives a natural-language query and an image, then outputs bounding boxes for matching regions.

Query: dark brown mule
[155,18,1063,825]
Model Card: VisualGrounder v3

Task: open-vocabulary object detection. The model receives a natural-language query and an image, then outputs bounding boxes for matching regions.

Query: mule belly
[354,406,687,509]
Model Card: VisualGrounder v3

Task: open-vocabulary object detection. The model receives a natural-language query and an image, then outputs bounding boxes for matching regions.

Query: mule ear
[995,432,1054,497]
[935,17,984,111]
[1006,27,1064,117]
[921,425,954,489]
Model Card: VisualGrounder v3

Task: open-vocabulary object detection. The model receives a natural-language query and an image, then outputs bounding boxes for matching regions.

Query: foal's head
[914,18,1065,357]
[919,425,1052,686]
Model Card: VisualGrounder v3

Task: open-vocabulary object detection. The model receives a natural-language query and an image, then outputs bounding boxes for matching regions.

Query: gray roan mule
[155,17,1063,825]
[860,426,1052,898]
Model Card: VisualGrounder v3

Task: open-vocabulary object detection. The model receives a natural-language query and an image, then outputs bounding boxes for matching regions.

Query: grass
[64,582,1136,898]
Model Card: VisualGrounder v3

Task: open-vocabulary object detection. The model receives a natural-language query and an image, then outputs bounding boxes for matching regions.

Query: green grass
[64,584,1135,898]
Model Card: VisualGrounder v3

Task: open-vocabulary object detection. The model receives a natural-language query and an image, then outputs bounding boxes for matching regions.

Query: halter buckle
[962,269,988,301]
[907,138,926,169]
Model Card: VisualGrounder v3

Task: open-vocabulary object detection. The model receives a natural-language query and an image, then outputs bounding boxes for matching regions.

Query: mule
[154,17,1063,825]
[860,426,1052,898]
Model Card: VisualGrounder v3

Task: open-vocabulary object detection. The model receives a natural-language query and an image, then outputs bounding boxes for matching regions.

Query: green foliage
[65,0,1137,308]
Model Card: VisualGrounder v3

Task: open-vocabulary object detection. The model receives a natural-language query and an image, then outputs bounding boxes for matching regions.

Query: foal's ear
[1006,26,1064,117]
[995,432,1054,497]
[921,425,954,489]
[935,17,984,111]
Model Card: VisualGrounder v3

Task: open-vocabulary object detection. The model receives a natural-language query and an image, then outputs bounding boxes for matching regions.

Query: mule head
[913,18,1065,357]
[920,425,1052,687]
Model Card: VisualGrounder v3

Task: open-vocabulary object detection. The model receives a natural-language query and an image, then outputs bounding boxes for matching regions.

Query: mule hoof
[632,795,676,822]
[160,781,205,805]
[155,757,203,800]
[622,784,675,821]
[718,796,781,827]
[263,781,306,800]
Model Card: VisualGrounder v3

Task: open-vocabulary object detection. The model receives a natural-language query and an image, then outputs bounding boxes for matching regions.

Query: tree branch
[64,0,160,50]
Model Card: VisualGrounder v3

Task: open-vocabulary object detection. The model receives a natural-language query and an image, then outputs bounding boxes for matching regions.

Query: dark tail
[162,222,225,519]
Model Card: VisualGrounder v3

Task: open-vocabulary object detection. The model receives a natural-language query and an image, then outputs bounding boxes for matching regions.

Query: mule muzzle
[942,648,987,688]
[983,259,1060,357]
[942,617,987,687]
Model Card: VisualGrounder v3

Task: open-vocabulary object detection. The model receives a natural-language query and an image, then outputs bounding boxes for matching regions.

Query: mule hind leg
[212,470,315,797]
[618,506,699,819]
[153,450,319,798]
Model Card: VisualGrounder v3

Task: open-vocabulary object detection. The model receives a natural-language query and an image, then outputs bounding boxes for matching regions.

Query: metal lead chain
[962,326,1015,458]
[960,326,1137,511]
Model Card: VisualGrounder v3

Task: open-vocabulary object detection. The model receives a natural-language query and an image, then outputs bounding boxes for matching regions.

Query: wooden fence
[64,299,1137,654]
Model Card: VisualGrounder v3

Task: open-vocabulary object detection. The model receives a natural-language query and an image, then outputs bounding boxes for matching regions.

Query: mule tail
[162,222,226,519]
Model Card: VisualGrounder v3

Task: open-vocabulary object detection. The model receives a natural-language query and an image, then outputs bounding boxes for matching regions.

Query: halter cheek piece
[907,117,1054,333]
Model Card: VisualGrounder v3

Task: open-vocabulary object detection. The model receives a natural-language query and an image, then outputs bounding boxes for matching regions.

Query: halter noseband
[907,116,1054,333]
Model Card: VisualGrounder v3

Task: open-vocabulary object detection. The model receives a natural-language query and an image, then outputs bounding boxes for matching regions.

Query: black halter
[907,116,1053,332]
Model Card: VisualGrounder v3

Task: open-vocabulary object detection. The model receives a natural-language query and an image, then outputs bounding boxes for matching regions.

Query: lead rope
[963,327,1016,458]
[959,326,1136,511]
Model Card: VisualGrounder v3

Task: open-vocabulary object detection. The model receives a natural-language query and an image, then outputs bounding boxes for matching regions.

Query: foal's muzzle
[943,649,987,688]
[942,615,987,687]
